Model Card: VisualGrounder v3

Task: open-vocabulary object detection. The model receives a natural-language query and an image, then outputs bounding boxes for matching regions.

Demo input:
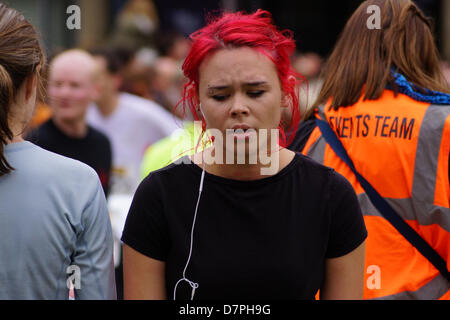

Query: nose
[229,95,250,117]
[60,84,72,97]
[50,86,72,106]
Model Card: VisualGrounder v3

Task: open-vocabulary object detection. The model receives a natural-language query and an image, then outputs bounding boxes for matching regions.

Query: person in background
[292,51,323,115]
[108,0,159,50]
[0,3,115,299]
[154,29,191,63]
[27,49,112,196]
[140,121,209,178]
[289,0,450,299]
[87,47,179,196]
[87,47,179,299]
[149,56,187,118]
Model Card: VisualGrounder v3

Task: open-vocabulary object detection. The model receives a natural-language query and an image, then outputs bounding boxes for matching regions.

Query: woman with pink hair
[121,10,367,300]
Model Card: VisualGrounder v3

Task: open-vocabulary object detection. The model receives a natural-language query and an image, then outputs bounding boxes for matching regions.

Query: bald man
[27,49,112,196]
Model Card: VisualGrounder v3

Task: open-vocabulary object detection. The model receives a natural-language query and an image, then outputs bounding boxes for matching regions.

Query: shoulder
[328,169,355,195]
[295,152,334,177]
[142,157,191,181]
[28,143,100,186]
[298,154,354,195]
[129,159,193,223]
[294,152,354,198]
[138,157,193,192]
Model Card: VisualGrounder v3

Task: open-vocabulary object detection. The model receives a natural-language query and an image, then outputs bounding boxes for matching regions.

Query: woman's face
[198,47,285,156]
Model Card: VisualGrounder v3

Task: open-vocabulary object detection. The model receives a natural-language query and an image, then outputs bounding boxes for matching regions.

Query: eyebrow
[207,85,229,91]
[245,81,268,87]
[207,81,268,92]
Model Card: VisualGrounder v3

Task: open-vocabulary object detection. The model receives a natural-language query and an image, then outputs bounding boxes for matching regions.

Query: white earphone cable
[173,159,206,300]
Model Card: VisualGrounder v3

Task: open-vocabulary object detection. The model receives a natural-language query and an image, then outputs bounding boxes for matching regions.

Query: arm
[120,171,169,299]
[321,170,367,300]
[123,244,166,300]
[320,241,366,300]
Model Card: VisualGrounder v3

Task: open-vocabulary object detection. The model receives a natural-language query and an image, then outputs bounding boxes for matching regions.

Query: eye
[211,94,229,101]
[247,90,265,98]
[51,81,62,88]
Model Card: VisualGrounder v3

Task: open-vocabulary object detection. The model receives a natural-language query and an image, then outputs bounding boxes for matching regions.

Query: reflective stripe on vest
[302,91,450,299]
[373,274,449,300]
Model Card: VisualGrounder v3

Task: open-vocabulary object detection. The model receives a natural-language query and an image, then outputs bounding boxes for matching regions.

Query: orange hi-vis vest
[302,90,449,299]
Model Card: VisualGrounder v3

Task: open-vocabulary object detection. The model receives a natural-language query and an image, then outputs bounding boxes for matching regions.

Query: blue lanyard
[387,71,450,105]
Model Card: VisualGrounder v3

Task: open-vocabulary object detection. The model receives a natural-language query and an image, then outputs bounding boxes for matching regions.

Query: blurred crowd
[20,0,450,299]
[26,0,450,197]
[27,0,330,179]
[1,0,449,301]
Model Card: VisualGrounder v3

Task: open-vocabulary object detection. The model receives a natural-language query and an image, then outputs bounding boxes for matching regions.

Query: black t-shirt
[26,118,112,196]
[121,153,367,300]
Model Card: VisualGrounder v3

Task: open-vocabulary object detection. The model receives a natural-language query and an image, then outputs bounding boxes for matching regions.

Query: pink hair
[177,9,304,147]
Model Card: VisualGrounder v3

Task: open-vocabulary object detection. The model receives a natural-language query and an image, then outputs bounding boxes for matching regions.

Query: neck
[97,92,119,117]
[10,136,24,143]
[7,115,27,144]
[52,116,88,138]
[5,134,25,144]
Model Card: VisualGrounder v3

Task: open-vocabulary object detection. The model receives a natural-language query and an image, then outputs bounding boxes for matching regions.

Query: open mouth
[228,126,257,140]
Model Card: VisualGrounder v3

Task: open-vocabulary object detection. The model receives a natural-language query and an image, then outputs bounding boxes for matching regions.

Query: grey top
[0,142,116,299]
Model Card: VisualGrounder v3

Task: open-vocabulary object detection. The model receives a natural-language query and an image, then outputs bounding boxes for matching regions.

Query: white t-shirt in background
[87,92,180,196]
[88,93,180,266]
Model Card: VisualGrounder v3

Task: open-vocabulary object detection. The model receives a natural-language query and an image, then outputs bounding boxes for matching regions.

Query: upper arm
[120,173,169,299]
[320,241,366,300]
[320,171,367,299]
[123,244,166,300]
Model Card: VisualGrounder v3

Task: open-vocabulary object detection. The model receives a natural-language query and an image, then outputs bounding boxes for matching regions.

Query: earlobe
[197,103,206,121]
[281,75,296,108]
[281,94,290,108]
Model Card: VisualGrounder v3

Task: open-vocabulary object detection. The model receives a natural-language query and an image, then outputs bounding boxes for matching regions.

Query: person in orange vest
[289,0,450,299]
